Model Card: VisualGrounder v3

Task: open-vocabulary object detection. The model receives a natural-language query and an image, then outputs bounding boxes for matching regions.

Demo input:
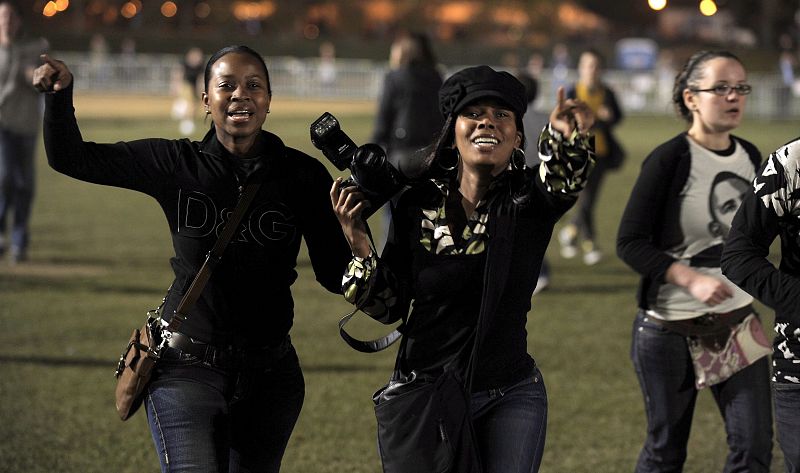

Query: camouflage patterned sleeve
[537,124,596,196]
[341,253,404,324]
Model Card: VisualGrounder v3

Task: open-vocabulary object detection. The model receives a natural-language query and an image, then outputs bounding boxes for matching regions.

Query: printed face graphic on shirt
[708,172,749,237]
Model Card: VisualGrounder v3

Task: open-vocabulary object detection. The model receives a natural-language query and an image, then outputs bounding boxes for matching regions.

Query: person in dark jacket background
[559,48,625,265]
[0,1,48,264]
[33,45,351,473]
[370,32,444,249]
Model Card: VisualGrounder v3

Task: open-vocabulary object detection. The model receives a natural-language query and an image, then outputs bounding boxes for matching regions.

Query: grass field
[0,94,798,472]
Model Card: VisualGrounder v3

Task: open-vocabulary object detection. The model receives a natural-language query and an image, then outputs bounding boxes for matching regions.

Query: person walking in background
[559,48,625,265]
[777,33,797,119]
[517,70,552,294]
[721,137,800,471]
[34,45,351,473]
[370,32,443,249]
[171,46,204,136]
[617,50,772,472]
[332,65,595,472]
[0,1,47,264]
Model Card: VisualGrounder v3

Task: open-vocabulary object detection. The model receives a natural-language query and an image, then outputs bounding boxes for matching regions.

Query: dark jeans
[145,344,305,473]
[774,382,800,472]
[631,311,772,473]
[471,368,548,473]
[0,128,36,255]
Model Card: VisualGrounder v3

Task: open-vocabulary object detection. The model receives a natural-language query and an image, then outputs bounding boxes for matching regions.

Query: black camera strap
[338,221,403,353]
[338,310,402,353]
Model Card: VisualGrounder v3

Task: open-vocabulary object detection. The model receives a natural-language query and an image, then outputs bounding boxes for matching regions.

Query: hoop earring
[438,148,459,172]
[510,148,526,171]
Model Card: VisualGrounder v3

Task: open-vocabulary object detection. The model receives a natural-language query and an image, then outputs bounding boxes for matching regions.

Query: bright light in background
[648,0,667,11]
[434,2,481,25]
[42,0,68,16]
[699,0,717,16]
[121,1,139,19]
[232,1,276,21]
[161,1,177,18]
[42,1,58,16]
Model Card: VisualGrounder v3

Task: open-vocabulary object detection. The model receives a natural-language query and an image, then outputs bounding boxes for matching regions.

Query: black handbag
[373,369,478,473]
[370,211,516,473]
[114,181,262,420]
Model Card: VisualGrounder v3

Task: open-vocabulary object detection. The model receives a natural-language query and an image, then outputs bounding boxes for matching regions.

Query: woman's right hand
[32,54,73,93]
[686,273,734,306]
[667,262,734,306]
[330,178,372,258]
[549,86,594,137]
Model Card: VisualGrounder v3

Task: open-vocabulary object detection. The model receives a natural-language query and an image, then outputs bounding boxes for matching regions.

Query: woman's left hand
[549,87,595,137]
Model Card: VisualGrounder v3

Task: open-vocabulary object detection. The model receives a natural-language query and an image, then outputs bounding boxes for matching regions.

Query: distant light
[42,1,57,16]
[195,2,211,19]
[87,0,104,15]
[54,0,69,12]
[161,1,177,18]
[121,2,138,18]
[303,23,320,40]
[648,0,667,11]
[103,4,118,22]
[699,0,717,16]
[232,1,276,21]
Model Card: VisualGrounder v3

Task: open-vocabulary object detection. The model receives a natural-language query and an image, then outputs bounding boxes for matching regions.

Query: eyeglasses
[690,84,753,96]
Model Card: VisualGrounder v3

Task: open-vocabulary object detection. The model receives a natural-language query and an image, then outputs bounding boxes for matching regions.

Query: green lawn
[0,100,797,472]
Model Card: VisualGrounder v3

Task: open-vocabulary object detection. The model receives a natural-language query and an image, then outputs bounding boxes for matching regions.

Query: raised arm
[534,87,596,198]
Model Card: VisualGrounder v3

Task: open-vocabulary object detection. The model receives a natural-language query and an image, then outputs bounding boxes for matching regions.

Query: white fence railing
[56,52,800,119]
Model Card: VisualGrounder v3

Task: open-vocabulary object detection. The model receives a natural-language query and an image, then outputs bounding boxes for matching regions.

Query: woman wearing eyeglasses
[617,50,772,472]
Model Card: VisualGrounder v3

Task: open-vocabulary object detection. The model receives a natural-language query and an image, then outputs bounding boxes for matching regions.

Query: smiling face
[454,99,522,177]
[683,57,748,134]
[202,52,271,154]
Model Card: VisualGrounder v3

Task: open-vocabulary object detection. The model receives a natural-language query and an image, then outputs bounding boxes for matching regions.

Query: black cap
[438,65,527,120]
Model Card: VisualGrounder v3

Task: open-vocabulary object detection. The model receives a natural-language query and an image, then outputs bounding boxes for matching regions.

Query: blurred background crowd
[13,0,800,119]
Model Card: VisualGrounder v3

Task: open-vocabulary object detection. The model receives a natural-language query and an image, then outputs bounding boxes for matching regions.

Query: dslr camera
[310,112,405,218]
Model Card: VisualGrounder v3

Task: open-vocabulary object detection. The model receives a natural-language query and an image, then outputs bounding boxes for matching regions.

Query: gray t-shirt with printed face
[654,136,755,319]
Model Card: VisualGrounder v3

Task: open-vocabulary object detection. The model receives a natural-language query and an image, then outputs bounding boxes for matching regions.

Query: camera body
[310,112,405,217]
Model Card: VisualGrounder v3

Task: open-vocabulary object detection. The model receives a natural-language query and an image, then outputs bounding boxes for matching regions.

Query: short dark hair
[203,45,271,95]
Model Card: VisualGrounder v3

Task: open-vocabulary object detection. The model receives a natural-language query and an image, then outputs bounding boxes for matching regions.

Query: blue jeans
[631,311,772,473]
[0,128,36,256]
[145,344,305,473]
[470,368,548,473]
[774,382,800,472]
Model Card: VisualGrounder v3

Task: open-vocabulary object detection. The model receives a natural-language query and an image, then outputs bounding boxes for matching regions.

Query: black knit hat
[438,65,527,120]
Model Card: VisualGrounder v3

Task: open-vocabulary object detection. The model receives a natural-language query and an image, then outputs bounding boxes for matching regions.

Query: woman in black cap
[332,65,595,472]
